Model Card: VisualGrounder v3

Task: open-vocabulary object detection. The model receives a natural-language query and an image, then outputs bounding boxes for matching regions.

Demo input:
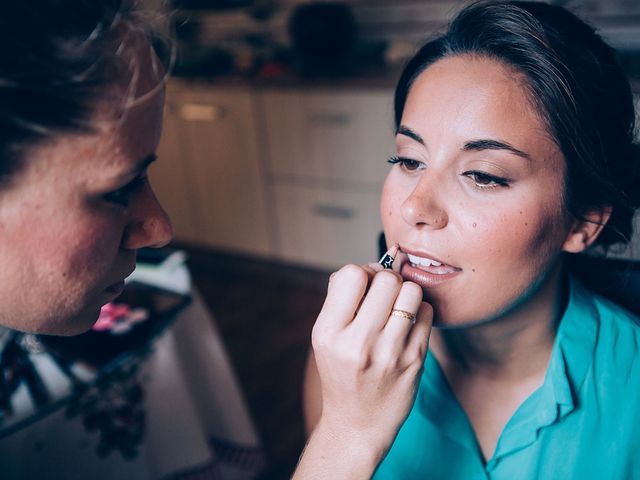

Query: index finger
[315,264,370,332]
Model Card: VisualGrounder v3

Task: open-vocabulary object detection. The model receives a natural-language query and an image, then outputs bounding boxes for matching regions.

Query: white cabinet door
[152,86,274,256]
[151,101,202,243]
[271,184,383,270]
[260,89,396,188]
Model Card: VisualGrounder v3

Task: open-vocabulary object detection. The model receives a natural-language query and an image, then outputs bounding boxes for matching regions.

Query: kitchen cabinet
[152,84,274,256]
[258,88,396,269]
[259,90,395,187]
[152,81,396,270]
[271,184,383,269]
[151,95,201,243]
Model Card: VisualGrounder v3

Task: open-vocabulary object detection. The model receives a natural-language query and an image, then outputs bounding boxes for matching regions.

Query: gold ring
[390,309,417,324]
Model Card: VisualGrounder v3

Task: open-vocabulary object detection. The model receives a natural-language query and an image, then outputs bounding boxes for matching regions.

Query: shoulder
[566,282,640,430]
[566,277,639,366]
[569,276,640,332]
[575,282,640,378]
[590,289,640,339]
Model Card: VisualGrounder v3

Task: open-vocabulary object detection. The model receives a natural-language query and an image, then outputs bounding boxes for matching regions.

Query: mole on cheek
[472,269,476,272]
[472,222,477,228]
[388,209,393,217]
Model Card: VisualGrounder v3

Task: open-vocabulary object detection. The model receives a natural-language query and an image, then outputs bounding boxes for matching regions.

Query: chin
[36,304,103,337]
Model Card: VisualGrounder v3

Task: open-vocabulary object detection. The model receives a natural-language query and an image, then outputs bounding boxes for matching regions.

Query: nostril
[404,202,446,225]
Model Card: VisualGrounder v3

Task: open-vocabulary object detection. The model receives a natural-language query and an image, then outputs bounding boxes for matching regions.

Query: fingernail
[378,243,399,269]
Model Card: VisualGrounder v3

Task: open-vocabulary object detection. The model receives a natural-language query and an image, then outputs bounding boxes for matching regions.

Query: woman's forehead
[405,57,542,131]
[400,55,562,167]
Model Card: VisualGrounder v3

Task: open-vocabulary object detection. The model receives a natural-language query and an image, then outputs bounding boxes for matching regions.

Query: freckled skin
[0,39,172,335]
[380,55,577,327]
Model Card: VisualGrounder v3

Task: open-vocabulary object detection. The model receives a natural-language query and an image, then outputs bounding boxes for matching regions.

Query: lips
[399,247,462,288]
[403,248,460,271]
[105,280,125,296]
[104,265,136,296]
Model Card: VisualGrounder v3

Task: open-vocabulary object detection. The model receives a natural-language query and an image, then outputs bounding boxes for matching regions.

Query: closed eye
[103,174,148,207]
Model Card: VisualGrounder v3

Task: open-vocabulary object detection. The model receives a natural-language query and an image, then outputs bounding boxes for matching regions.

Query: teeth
[407,253,444,267]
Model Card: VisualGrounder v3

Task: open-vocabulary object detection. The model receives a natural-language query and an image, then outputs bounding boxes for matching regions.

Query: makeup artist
[304,1,640,478]
[0,1,432,478]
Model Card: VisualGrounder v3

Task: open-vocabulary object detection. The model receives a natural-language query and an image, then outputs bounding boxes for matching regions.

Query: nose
[122,184,173,250]
[400,174,448,229]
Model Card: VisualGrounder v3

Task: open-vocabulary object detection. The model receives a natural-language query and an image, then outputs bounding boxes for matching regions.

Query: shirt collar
[495,276,600,461]
[550,276,599,409]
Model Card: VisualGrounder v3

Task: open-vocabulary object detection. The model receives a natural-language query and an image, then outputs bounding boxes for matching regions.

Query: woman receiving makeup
[304,1,640,478]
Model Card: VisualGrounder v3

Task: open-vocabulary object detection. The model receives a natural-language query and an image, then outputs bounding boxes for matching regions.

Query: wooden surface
[184,245,329,480]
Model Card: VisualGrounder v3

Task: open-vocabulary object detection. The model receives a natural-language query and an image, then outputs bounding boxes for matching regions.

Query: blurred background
[154,0,640,270]
[1,1,638,479]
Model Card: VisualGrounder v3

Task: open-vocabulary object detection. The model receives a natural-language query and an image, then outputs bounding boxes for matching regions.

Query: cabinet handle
[307,112,351,126]
[179,104,226,122]
[312,204,356,220]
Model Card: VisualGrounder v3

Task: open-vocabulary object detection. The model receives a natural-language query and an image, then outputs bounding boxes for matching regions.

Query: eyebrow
[463,139,531,160]
[396,125,425,145]
[397,125,530,160]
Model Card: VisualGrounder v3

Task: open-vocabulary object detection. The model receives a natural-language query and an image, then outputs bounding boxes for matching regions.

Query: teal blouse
[374,278,640,479]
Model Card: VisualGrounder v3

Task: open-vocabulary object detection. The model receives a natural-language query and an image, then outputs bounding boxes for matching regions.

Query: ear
[562,207,612,253]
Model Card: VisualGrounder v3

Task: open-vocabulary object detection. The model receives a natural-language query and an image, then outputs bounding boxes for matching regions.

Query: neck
[431,262,567,382]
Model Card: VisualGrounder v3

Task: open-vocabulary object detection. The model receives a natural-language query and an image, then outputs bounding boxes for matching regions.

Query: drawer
[271,184,383,270]
[260,90,396,187]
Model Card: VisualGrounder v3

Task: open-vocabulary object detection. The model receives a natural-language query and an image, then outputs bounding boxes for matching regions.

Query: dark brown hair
[0,0,172,180]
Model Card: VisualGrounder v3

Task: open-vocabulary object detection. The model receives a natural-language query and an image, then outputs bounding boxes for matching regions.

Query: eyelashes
[103,175,148,207]
[387,155,422,171]
[387,155,511,190]
[462,171,510,189]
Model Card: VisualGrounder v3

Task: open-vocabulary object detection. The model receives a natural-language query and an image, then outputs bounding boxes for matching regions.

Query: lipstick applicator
[378,244,399,270]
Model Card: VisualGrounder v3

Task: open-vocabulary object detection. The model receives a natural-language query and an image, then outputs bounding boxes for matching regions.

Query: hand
[311,262,432,460]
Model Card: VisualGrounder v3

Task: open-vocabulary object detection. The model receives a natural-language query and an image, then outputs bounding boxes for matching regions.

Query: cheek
[469,202,567,269]
[68,222,123,274]
[380,178,402,233]
[35,216,124,283]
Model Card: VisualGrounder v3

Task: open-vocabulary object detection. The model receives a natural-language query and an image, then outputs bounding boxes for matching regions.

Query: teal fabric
[374,278,640,479]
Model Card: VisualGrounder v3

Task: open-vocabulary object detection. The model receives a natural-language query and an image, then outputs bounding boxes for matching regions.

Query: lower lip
[400,262,461,288]
[105,280,125,297]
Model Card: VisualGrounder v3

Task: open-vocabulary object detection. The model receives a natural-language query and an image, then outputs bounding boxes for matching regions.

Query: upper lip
[399,246,461,270]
